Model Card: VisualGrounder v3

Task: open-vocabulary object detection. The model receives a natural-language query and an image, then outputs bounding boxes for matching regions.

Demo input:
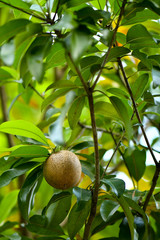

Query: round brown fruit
[43,150,82,190]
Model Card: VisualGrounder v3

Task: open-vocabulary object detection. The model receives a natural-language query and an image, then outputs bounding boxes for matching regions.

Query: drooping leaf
[131,74,149,101]
[0,162,39,188]
[124,148,146,182]
[0,19,30,46]
[27,215,64,236]
[101,178,125,197]
[18,165,43,220]
[10,145,49,158]
[110,96,133,139]
[100,200,119,222]
[73,187,92,203]
[67,201,91,239]
[46,80,78,92]
[42,191,71,215]
[0,120,48,145]
[68,96,85,129]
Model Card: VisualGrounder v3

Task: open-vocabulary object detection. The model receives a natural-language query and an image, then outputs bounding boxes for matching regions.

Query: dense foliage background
[0,0,160,239]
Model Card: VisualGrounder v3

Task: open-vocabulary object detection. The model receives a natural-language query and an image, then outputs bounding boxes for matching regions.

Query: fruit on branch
[43,150,82,190]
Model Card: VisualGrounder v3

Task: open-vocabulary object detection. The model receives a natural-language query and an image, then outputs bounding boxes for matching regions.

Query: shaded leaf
[100,200,119,222]
[131,74,149,101]
[124,148,146,182]
[101,178,125,197]
[67,201,91,239]
[0,162,39,188]
[107,47,130,62]
[18,165,43,220]
[94,101,120,120]
[68,96,85,129]
[73,187,92,203]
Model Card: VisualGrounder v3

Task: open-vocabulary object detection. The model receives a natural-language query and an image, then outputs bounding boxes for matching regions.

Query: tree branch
[91,0,127,90]
[118,59,158,166]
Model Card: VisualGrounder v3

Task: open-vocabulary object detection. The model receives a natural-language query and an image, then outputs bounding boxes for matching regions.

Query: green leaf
[27,215,64,236]
[0,190,19,223]
[46,42,66,69]
[0,120,48,145]
[100,200,119,222]
[18,166,43,220]
[68,96,85,129]
[131,74,149,101]
[0,19,30,46]
[126,24,157,49]
[65,0,92,8]
[101,178,125,197]
[106,88,129,99]
[72,141,94,150]
[124,148,146,182]
[117,196,138,240]
[10,145,49,158]
[107,47,130,62]
[42,191,71,215]
[70,26,92,61]
[73,187,92,203]
[41,88,73,111]
[27,36,52,83]
[94,101,120,120]
[110,96,133,139]
[45,193,72,227]
[46,80,78,92]
[0,67,15,81]
[0,221,18,233]
[67,201,91,239]
[0,162,39,188]
[132,50,152,71]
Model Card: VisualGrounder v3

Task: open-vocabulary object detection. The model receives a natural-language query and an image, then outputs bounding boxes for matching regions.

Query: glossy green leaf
[124,149,146,182]
[0,190,19,223]
[72,141,94,150]
[101,178,125,197]
[27,215,64,236]
[0,221,18,233]
[131,74,149,101]
[0,162,39,188]
[107,47,130,62]
[100,200,119,222]
[126,24,157,49]
[0,120,48,145]
[67,201,91,239]
[18,165,43,220]
[94,101,120,120]
[117,196,138,240]
[73,187,92,203]
[106,88,129,99]
[110,96,133,139]
[132,50,152,70]
[10,145,49,158]
[65,0,92,8]
[45,194,72,227]
[68,96,85,129]
[0,19,30,46]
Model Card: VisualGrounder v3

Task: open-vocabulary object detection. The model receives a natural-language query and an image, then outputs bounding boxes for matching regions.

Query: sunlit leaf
[0,120,48,145]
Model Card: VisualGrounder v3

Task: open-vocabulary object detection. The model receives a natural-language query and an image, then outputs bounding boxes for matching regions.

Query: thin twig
[91,0,127,90]
[101,136,123,179]
[118,59,158,166]
[0,1,46,21]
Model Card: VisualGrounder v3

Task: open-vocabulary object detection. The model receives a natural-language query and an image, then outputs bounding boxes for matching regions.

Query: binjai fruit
[43,150,82,190]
